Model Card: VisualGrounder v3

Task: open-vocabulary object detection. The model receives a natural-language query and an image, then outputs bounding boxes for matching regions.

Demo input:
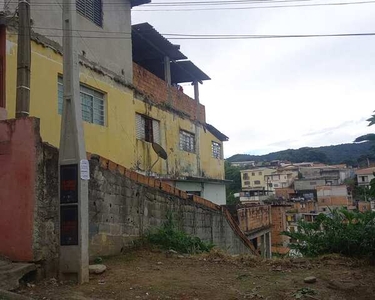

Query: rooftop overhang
[131,0,151,8]
[205,123,229,142]
[132,22,210,84]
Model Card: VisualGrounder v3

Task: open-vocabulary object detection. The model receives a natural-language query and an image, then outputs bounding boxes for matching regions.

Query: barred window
[58,77,105,126]
[77,0,103,27]
[243,173,249,180]
[135,113,160,144]
[179,130,195,153]
[212,141,221,159]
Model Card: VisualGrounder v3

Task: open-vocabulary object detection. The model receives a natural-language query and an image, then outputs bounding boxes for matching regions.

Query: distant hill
[227,142,374,166]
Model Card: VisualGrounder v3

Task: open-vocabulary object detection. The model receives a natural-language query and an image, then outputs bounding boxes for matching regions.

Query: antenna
[149,142,168,174]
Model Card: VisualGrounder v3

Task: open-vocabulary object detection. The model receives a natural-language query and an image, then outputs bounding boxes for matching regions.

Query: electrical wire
[9,31,375,40]
[5,0,375,11]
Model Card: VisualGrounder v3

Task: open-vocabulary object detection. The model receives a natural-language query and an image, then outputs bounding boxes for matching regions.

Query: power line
[6,0,375,11]
[5,0,315,5]
[10,31,375,40]
[134,0,375,10]
[15,0,375,12]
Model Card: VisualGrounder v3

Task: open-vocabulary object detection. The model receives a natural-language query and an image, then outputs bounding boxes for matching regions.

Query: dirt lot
[17,249,375,300]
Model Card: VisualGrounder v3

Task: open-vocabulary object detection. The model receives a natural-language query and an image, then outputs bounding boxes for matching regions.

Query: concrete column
[59,0,89,283]
[266,232,272,258]
[260,234,266,258]
[193,81,199,102]
[164,56,171,85]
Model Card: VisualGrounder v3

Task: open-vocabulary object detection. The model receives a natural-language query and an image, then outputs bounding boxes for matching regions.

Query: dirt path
[18,250,375,300]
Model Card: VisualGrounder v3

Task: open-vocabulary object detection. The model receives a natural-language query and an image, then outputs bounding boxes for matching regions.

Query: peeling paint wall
[5,34,225,181]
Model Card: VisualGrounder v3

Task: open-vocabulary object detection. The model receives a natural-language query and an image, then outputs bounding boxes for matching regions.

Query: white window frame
[179,130,195,153]
[212,141,222,159]
[58,77,105,126]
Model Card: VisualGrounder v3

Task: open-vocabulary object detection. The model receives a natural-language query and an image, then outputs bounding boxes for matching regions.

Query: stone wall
[0,118,255,270]
[87,156,254,258]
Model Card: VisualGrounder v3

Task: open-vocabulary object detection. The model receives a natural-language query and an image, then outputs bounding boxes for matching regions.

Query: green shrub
[282,208,375,258]
[146,212,214,254]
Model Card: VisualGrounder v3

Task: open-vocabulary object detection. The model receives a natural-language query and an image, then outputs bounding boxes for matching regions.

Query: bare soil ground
[18,249,375,300]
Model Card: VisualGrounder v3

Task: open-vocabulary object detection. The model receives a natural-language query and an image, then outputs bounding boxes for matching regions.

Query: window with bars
[135,113,160,144]
[211,141,221,159]
[76,0,103,27]
[179,130,195,153]
[58,77,105,126]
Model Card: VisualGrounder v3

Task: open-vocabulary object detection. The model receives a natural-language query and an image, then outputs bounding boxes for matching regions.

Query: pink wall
[0,118,39,261]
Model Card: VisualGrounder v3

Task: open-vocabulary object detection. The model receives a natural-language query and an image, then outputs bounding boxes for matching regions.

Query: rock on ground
[89,264,107,275]
[304,276,317,283]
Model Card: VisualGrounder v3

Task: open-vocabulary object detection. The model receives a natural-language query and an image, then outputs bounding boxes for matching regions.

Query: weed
[293,287,317,299]
[145,211,215,254]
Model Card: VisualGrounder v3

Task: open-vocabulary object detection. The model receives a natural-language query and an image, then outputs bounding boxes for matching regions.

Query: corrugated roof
[171,61,210,83]
[132,23,187,61]
[205,123,229,142]
[131,0,151,8]
[132,23,210,84]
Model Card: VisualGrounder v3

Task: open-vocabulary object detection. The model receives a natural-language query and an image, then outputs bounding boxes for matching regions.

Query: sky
[132,0,375,158]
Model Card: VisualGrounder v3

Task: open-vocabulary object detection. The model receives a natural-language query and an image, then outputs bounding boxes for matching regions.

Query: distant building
[264,171,298,192]
[299,166,352,185]
[316,185,352,212]
[358,201,371,213]
[240,168,275,191]
[230,161,256,168]
[356,167,375,187]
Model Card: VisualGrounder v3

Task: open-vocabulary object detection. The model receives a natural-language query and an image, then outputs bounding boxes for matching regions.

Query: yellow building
[240,168,275,191]
[0,8,228,204]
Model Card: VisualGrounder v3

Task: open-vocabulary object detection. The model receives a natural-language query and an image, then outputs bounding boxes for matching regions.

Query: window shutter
[152,119,160,144]
[136,114,145,140]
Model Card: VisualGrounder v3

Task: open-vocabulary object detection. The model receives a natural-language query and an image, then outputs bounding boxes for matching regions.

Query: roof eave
[131,0,151,8]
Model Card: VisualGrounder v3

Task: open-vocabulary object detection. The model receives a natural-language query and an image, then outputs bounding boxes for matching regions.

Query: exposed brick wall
[318,196,349,207]
[133,63,206,123]
[358,201,371,212]
[275,188,295,200]
[237,205,271,233]
[291,201,317,213]
[270,206,290,247]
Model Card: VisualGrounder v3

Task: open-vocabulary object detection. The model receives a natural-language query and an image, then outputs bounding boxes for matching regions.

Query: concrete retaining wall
[0,118,255,272]
[88,157,253,257]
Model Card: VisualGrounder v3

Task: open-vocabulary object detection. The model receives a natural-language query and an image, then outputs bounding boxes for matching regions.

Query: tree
[282,208,375,259]
[224,161,241,205]
[355,112,375,144]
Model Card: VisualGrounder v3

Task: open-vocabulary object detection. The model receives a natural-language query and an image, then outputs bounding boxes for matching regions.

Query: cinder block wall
[87,157,253,258]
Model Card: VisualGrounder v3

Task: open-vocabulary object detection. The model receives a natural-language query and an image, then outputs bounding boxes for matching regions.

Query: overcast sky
[132,1,375,158]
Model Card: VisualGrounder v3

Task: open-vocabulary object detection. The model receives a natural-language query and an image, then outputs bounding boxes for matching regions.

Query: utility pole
[15,0,31,118]
[59,0,89,284]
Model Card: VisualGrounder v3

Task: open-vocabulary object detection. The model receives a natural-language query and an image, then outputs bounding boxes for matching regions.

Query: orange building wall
[271,205,290,246]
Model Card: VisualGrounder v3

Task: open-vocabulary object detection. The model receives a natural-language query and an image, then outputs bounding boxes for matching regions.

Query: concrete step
[0,261,36,291]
